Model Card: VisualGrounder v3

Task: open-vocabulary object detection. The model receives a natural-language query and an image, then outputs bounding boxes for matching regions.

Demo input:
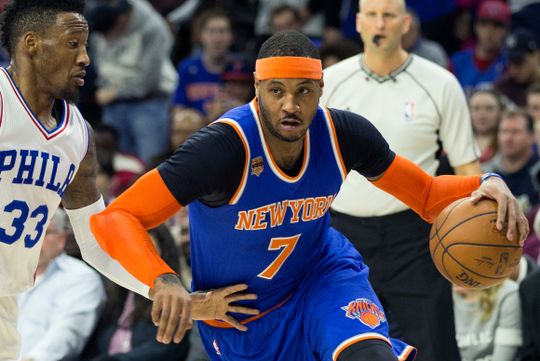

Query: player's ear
[319,79,324,96]
[254,77,260,98]
[23,32,39,56]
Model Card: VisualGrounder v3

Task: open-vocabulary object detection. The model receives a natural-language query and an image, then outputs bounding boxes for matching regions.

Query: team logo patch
[341,298,386,329]
[251,156,264,176]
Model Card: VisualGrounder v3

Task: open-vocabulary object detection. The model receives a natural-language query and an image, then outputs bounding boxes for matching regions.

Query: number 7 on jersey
[258,234,301,280]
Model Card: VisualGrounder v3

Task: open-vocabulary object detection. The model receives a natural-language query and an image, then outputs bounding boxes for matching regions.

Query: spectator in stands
[519,267,540,360]
[319,39,362,68]
[89,0,177,165]
[527,82,540,135]
[450,0,509,94]
[453,280,522,361]
[93,124,146,200]
[485,109,540,211]
[402,7,449,68]
[495,28,540,106]
[469,89,505,167]
[172,8,233,117]
[204,56,254,122]
[269,4,302,34]
[147,108,206,169]
[81,225,190,361]
[18,209,105,361]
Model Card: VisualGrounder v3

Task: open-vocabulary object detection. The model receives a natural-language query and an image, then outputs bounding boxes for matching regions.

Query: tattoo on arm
[156,273,182,285]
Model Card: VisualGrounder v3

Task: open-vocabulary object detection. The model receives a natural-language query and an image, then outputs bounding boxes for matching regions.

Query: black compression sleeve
[157,122,245,207]
[329,108,395,178]
[337,339,398,361]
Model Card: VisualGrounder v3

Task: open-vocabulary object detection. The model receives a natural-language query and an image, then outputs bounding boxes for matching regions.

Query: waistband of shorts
[202,294,292,328]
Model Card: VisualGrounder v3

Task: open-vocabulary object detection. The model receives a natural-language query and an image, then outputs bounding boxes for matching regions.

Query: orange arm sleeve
[90,169,182,287]
[372,155,481,223]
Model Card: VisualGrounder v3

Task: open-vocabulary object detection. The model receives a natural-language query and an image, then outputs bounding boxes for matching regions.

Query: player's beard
[258,98,305,143]
[59,87,80,104]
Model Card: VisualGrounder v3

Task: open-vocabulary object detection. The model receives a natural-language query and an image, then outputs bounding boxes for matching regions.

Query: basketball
[429,197,522,289]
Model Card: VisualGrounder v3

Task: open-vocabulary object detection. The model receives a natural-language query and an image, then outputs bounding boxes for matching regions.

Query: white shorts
[0,295,20,361]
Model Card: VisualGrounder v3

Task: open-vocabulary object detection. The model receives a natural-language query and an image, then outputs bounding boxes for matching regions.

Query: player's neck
[264,133,304,171]
[7,65,57,129]
[203,52,227,74]
[363,48,409,77]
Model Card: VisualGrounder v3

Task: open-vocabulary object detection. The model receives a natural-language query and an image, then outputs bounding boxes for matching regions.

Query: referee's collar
[359,54,413,83]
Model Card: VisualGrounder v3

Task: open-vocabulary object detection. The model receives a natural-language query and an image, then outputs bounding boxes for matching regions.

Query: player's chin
[61,87,80,103]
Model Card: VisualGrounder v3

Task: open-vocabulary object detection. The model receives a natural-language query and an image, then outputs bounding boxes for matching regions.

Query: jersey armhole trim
[0,90,4,129]
[214,118,250,205]
[332,333,392,361]
[322,107,347,181]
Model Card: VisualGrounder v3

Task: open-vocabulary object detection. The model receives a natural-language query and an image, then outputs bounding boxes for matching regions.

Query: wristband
[480,172,503,183]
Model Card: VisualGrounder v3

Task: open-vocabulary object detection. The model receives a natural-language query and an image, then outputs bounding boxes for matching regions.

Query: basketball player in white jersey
[0,1,256,359]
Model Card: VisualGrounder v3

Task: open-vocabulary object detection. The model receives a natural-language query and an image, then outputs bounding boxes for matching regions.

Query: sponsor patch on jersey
[341,298,386,329]
[251,156,264,176]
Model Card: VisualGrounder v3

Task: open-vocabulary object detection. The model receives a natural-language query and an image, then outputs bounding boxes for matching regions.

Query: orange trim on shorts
[332,334,392,361]
[398,345,417,361]
[202,294,292,328]
[213,119,250,205]
[323,107,347,180]
[255,57,322,80]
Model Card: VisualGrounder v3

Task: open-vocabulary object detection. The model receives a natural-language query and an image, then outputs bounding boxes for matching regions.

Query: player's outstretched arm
[369,155,528,243]
[62,123,150,297]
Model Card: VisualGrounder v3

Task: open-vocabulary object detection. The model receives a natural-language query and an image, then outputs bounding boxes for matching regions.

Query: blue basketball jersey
[188,100,347,313]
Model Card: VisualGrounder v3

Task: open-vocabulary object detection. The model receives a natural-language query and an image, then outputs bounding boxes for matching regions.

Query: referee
[321,1,480,360]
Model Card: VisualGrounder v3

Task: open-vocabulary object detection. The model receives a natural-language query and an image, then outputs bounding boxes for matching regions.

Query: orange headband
[255,56,322,80]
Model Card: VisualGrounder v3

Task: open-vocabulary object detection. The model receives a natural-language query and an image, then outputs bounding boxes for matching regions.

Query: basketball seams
[432,209,497,260]
[430,199,522,289]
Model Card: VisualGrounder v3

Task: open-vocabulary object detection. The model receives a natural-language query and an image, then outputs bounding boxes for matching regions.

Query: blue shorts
[199,228,417,361]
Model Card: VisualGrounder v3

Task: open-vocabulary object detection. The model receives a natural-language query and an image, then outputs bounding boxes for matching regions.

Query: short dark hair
[502,108,534,133]
[197,8,230,32]
[1,0,86,57]
[270,4,300,23]
[258,31,319,59]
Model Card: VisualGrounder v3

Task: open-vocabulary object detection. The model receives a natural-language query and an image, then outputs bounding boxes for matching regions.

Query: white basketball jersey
[0,68,88,296]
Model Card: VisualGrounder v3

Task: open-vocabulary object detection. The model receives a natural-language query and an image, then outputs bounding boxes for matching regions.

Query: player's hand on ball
[191,283,259,331]
[149,273,192,344]
[470,176,529,245]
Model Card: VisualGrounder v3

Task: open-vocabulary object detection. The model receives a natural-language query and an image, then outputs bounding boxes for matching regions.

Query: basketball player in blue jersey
[0,1,255,359]
[91,31,529,360]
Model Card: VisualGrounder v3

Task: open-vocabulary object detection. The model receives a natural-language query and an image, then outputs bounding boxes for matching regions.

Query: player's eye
[271,88,282,95]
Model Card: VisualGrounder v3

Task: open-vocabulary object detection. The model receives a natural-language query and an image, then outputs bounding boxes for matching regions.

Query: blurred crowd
[9,0,540,360]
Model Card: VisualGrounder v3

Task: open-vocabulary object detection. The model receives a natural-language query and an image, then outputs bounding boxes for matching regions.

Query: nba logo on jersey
[213,339,222,356]
[341,298,386,329]
[404,100,415,122]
